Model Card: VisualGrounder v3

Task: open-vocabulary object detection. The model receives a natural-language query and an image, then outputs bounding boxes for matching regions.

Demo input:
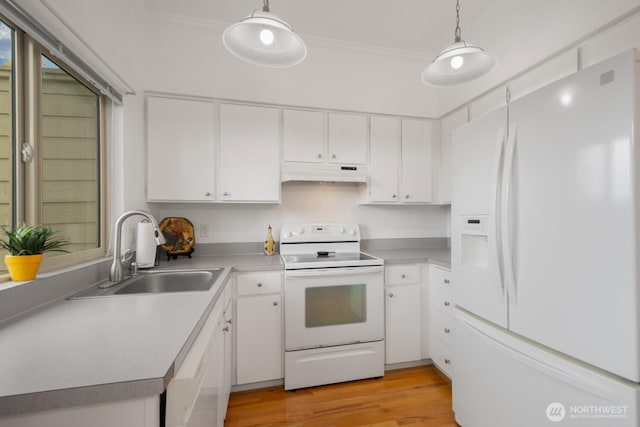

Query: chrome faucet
[106,210,163,286]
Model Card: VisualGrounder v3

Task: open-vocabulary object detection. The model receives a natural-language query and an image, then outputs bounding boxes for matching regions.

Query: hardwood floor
[225,366,458,427]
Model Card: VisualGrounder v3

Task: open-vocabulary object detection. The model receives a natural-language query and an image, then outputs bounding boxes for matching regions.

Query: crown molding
[131,0,436,60]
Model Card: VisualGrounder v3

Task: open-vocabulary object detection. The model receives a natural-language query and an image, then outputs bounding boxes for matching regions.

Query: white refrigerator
[451,49,640,426]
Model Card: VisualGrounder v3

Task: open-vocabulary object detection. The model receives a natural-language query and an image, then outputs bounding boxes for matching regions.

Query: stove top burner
[279,223,383,269]
[281,252,383,270]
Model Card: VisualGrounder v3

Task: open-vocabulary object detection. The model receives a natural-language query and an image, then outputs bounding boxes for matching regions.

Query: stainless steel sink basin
[69,269,223,298]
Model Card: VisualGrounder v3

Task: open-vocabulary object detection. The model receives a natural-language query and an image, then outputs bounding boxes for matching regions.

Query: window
[0,16,106,276]
[41,55,101,253]
[0,20,12,233]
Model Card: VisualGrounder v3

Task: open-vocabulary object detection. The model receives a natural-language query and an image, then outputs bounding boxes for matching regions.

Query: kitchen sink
[69,269,223,298]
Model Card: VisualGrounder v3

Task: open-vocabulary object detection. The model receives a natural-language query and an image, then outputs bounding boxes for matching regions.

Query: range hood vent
[281,162,368,183]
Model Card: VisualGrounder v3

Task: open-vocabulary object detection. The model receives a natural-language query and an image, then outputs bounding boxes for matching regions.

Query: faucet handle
[121,248,134,264]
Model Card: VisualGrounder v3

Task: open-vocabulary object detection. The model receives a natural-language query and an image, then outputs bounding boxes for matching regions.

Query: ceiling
[136,0,640,59]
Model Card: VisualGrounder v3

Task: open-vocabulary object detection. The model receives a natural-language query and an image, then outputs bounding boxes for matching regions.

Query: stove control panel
[280,223,360,244]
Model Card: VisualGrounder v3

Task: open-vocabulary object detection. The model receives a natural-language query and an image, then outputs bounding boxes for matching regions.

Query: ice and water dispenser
[460,215,489,268]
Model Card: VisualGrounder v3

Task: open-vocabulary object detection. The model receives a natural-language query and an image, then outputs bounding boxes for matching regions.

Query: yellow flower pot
[4,254,44,281]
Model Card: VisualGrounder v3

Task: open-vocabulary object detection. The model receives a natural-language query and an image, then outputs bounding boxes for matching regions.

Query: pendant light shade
[422,0,495,87]
[223,1,307,68]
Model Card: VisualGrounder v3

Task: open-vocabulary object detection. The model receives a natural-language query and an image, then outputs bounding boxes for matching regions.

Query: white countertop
[0,248,448,416]
[365,247,451,268]
[0,254,283,416]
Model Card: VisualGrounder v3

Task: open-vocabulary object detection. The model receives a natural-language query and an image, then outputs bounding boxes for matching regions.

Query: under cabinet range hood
[281,162,368,183]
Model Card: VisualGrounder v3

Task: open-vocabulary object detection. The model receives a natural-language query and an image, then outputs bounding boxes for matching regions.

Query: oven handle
[285,265,384,277]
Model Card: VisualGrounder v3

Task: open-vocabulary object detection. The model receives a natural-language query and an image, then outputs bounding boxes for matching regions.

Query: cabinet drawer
[385,264,420,285]
[429,266,452,314]
[237,271,282,295]
[432,343,453,378]
[431,310,453,347]
[430,265,452,289]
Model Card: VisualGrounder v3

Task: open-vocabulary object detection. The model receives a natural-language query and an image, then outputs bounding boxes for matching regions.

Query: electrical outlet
[200,223,210,238]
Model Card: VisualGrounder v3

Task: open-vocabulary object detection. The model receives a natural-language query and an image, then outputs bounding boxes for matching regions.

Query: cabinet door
[221,299,233,422]
[328,113,367,164]
[146,96,215,201]
[385,284,422,364]
[401,119,432,203]
[438,108,468,204]
[236,293,283,384]
[369,116,400,202]
[283,109,325,163]
[219,104,280,202]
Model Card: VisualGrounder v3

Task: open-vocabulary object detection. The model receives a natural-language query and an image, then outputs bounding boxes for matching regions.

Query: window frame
[0,15,108,281]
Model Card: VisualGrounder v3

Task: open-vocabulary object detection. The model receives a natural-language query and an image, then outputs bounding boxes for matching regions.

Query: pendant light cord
[263,0,270,12]
[454,0,461,43]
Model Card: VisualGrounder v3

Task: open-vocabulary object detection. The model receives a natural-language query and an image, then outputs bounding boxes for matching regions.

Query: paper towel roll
[136,222,157,268]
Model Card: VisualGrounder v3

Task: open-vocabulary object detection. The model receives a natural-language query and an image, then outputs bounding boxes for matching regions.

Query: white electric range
[280,223,385,390]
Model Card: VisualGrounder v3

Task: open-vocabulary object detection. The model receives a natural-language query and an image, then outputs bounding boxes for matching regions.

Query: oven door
[284,265,384,351]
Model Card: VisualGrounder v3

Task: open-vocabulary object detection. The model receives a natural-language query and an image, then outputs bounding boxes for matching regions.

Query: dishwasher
[165,299,225,427]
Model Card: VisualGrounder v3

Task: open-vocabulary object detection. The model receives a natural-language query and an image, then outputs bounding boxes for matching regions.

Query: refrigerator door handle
[490,128,506,294]
[501,124,518,306]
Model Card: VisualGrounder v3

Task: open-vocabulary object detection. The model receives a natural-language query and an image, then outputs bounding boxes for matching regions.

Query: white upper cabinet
[283,111,367,165]
[401,119,433,203]
[368,117,433,204]
[219,104,280,202]
[283,109,325,163]
[146,96,216,202]
[437,108,468,204]
[328,113,368,164]
[369,116,400,202]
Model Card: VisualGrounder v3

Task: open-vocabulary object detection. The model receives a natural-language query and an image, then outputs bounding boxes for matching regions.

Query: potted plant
[0,225,69,281]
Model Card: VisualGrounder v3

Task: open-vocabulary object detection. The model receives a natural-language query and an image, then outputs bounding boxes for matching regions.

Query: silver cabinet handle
[405,194,410,199]
[388,292,394,298]
[317,153,322,159]
[401,273,407,279]
[444,359,451,365]
[273,301,279,306]
[205,191,212,197]
[444,328,451,334]
[331,154,337,159]
[223,191,230,197]
[444,278,450,284]
[257,282,263,287]
[392,194,397,198]
[444,301,451,307]
[223,326,230,332]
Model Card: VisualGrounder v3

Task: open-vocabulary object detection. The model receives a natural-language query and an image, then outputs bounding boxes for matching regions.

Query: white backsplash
[149,182,450,244]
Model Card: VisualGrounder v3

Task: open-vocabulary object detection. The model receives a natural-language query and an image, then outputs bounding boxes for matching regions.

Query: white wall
[152,183,449,242]
[32,1,640,244]
[32,0,449,244]
[438,8,640,158]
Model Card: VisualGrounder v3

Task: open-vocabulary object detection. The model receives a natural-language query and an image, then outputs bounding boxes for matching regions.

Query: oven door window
[305,284,366,327]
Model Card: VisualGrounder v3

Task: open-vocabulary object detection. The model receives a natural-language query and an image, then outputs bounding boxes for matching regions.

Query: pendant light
[222,0,307,68]
[422,0,495,87]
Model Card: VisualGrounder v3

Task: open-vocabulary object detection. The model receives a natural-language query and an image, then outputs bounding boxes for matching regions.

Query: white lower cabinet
[0,397,160,427]
[221,291,233,417]
[384,264,423,364]
[187,296,226,427]
[235,271,283,384]
[428,264,453,377]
